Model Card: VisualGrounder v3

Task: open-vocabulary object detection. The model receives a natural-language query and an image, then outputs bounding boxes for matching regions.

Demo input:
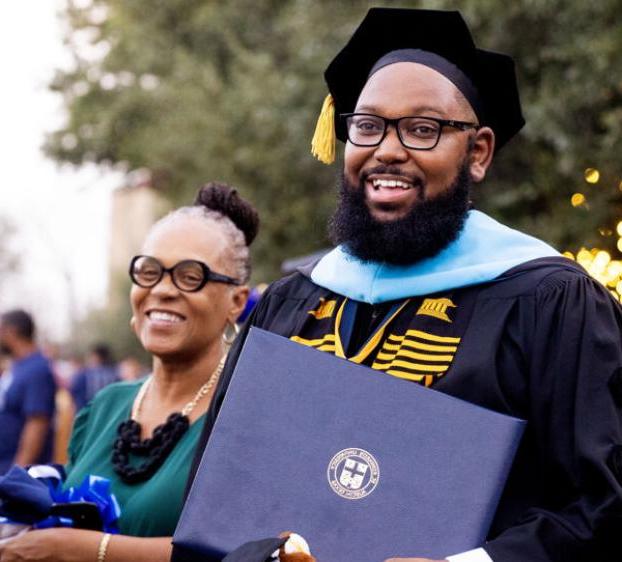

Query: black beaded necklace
[112,355,226,484]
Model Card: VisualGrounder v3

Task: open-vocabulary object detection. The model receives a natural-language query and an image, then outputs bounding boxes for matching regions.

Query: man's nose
[374,125,409,164]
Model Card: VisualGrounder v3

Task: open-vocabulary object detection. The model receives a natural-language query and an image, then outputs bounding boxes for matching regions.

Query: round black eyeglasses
[341,113,480,151]
[129,255,240,292]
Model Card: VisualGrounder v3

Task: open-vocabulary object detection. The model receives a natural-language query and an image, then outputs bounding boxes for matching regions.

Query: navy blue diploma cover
[174,328,526,561]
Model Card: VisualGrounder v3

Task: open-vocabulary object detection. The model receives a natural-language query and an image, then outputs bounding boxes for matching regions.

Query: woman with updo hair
[0,183,259,562]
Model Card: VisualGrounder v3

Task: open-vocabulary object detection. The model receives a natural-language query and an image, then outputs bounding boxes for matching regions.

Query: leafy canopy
[47,0,622,281]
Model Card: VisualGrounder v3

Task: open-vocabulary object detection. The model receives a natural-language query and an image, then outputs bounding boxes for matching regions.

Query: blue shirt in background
[70,365,119,412]
[0,351,57,474]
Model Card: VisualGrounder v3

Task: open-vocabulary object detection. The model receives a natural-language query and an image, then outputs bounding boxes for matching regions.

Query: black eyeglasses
[341,113,480,150]
[129,255,240,292]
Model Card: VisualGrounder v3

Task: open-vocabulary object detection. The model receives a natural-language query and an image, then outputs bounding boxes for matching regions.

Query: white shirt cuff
[446,547,493,562]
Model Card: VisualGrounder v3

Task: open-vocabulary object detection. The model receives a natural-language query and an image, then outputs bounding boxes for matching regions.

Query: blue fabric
[0,352,56,474]
[47,475,121,533]
[0,466,53,523]
[0,465,120,532]
[311,210,559,304]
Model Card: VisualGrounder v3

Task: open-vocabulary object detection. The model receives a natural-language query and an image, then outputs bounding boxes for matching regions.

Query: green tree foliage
[47,0,622,280]
[447,0,622,253]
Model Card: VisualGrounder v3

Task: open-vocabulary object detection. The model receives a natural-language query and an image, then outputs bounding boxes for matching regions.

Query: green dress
[64,380,204,537]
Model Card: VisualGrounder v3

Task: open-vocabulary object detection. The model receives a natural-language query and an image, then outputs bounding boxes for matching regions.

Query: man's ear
[469,127,495,183]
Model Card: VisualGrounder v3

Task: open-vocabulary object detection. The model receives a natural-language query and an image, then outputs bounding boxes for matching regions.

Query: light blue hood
[311,210,559,304]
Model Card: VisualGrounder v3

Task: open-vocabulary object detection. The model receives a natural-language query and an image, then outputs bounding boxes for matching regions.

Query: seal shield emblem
[327,448,380,499]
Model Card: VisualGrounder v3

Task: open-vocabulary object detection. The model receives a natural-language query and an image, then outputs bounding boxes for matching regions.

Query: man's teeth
[371,179,412,190]
[149,311,184,323]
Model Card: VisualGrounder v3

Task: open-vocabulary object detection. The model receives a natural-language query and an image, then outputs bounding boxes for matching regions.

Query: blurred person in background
[0,182,258,562]
[70,343,119,412]
[41,344,82,464]
[0,310,56,475]
[118,356,148,382]
[42,343,82,390]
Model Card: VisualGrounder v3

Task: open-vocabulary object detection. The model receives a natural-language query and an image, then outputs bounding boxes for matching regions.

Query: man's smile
[363,173,422,211]
[371,178,412,190]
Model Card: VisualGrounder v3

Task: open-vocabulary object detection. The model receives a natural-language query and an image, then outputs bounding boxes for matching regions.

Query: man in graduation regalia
[174,8,622,562]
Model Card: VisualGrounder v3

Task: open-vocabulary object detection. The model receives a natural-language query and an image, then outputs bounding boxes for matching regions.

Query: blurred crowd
[0,308,148,472]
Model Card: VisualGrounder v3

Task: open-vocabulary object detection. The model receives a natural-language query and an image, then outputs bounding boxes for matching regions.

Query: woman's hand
[0,528,99,562]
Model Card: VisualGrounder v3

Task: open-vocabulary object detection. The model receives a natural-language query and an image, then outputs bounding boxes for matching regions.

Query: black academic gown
[173,257,622,562]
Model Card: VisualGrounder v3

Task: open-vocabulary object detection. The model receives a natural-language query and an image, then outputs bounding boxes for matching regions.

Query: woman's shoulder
[68,379,145,461]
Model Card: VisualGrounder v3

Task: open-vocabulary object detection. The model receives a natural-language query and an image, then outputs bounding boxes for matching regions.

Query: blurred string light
[584,168,600,184]
[564,248,622,302]
[571,193,586,207]
[565,168,622,301]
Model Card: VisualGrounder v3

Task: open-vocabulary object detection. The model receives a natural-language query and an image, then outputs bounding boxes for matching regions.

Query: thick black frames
[129,255,240,293]
[341,113,480,151]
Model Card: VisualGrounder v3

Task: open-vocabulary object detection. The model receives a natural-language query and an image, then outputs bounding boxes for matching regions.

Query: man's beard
[328,160,472,265]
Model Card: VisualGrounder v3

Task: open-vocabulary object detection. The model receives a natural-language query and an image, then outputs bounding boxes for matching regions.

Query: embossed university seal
[327,448,380,500]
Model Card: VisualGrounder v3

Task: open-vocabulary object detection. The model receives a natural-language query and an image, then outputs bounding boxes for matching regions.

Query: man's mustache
[360,165,417,182]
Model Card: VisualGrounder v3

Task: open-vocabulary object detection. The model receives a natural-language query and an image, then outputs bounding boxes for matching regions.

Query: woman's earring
[222,320,240,346]
[130,316,136,331]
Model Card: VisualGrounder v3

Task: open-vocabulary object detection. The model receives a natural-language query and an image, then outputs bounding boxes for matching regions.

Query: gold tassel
[311,94,336,165]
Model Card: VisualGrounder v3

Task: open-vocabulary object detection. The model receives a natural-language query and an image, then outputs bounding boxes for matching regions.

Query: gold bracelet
[97,533,111,562]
